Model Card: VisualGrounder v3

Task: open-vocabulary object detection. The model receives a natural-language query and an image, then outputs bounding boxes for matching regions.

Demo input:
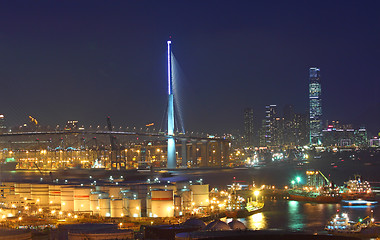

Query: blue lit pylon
[167,39,176,169]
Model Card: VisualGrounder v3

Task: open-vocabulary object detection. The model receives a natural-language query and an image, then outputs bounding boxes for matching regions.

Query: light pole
[254,190,260,202]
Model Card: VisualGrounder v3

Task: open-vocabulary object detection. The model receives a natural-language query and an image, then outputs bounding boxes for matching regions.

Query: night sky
[0,1,379,135]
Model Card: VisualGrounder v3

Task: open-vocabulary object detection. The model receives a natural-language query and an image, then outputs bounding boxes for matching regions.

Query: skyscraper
[265,105,277,146]
[309,67,322,145]
[243,108,254,147]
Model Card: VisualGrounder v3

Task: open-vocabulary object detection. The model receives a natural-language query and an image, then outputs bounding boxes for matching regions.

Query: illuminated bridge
[0,40,231,170]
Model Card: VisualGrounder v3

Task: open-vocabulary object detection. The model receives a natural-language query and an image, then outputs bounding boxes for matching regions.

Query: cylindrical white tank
[99,198,111,217]
[150,189,174,217]
[90,192,103,215]
[120,190,135,199]
[95,185,122,199]
[179,189,192,210]
[73,188,91,212]
[108,186,122,199]
[174,195,182,216]
[61,187,75,211]
[190,184,209,207]
[49,185,61,207]
[110,199,123,218]
[128,199,141,217]
[15,183,31,200]
[31,184,49,206]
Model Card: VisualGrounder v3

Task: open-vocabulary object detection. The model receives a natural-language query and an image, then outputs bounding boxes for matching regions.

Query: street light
[296,177,301,184]
[254,190,260,202]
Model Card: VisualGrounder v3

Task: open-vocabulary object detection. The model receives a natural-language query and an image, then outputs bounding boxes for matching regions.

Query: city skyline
[0,1,379,135]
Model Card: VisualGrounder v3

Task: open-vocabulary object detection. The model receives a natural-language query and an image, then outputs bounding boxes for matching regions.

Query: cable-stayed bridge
[0,39,231,170]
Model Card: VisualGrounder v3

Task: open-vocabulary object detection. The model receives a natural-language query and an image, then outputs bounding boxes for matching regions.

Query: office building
[265,105,277,146]
[243,108,254,147]
[309,67,322,145]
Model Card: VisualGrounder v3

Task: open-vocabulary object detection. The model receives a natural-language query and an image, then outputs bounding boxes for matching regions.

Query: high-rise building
[265,105,277,146]
[283,105,295,145]
[0,114,6,133]
[294,113,309,146]
[243,108,254,147]
[309,67,322,145]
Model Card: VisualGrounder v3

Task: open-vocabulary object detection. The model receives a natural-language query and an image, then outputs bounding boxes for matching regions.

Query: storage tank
[149,189,174,217]
[31,184,49,206]
[120,190,137,199]
[190,184,209,207]
[61,187,75,211]
[99,197,111,217]
[49,185,61,207]
[110,199,123,218]
[174,195,182,216]
[128,199,141,217]
[179,189,192,211]
[73,188,91,212]
[15,183,31,200]
[95,185,122,199]
[90,191,103,215]
[107,186,123,199]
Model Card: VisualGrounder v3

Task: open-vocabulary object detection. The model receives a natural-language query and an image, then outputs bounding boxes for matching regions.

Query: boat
[0,158,18,171]
[288,170,342,203]
[341,199,378,206]
[289,188,342,203]
[225,199,264,218]
[341,176,376,201]
[224,181,264,218]
[325,210,380,238]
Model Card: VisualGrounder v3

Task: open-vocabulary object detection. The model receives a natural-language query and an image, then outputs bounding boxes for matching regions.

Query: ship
[225,199,264,218]
[224,181,264,218]
[325,210,380,238]
[341,175,376,201]
[288,170,342,203]
[289,188,342,203]
[0,158,18,171]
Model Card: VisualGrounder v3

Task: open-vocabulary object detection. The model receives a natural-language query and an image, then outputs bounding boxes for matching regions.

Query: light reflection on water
[242,212,267,230]
[235,200,379,233]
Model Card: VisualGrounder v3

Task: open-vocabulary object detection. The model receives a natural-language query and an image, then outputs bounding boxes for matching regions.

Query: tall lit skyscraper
[243,108,254,146]
[265,105,277,146]
[309,67,322,145]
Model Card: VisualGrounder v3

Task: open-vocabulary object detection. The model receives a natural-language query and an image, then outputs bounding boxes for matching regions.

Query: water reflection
[288,200,304,231]
[243,212,267,230]
[241,199,379,233]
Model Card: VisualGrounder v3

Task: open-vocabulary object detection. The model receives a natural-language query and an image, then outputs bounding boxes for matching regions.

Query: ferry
[224,181,264,218]
[225,199,264,218]
[341,176,376,201]
[325,210,380,238]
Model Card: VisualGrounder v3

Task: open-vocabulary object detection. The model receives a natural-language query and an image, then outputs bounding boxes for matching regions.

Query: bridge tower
[167,39,176,169]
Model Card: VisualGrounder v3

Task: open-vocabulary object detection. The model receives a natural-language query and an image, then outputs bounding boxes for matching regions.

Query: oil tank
[190,184,209,207]
[99,197,111,217]
[73,188,91,212]
[31,184,49,206]
[128,199,141,217]
[61,187,75,211]
[149,189,174,217]
[49,185,61,207]
[15,183,31,200]
[110,199,123,218]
